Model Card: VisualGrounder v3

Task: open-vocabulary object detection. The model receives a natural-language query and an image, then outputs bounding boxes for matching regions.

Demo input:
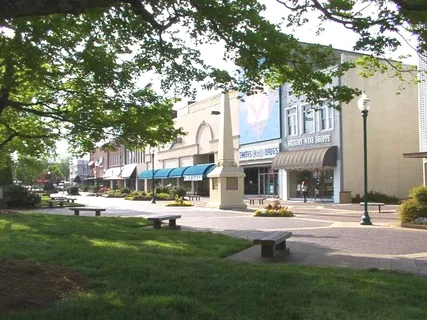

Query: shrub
[67,186,80,195]
[253,200,294,217]
[360,190,400,204]
[130,195,152,201]
[398,186,427,224]
[154,185,171,194]
[166,195,193,207]
[120,187,131,194]
[170,186,186,198]
[5,185,41,208]
[82,185,89,192]
[106,190,125,198]
[156,193,173,200]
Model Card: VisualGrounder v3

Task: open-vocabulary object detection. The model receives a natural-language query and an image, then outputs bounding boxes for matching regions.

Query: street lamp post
[358,92,372,225]
[151,148,156,204]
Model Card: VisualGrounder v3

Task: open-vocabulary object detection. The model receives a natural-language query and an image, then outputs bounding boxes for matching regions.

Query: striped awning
[272,146,337,170]
[138,169,159,180]
[154,168,175,179]
[183,163,215,176]
[168,166,191,178]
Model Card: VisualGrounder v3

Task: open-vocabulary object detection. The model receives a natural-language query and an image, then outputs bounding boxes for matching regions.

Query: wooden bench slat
[147,214,181,221]
[253,232,292,245]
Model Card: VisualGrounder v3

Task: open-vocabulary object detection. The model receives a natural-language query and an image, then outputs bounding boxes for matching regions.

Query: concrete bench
[147,214,181,229]
[253,231,292,259]
[69,207,106,216]
[249,198,266,205]
[51,196,77,203]
[187,194,201,201]
[359,202,385,212]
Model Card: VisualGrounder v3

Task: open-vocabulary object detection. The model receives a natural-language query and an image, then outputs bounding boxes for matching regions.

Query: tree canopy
[0,0,425,166]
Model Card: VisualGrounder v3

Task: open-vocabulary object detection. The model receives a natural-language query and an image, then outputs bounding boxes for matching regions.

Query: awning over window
[121,164,136,178]
[138,169,159,180]
[183,163,215,176]
[169,166,190,178]
[154,168,175,179]
[272,146,337,170]
[403,152,427,158]
[103,167,122,179]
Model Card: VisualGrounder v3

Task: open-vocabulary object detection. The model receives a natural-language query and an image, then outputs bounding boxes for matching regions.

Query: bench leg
[275,241,290,255]
[378,206,381,213]
[168,219,181,230]
[74,210,79,216]
[259,200,264,205]
[95,210,101,216]
[261,244,274,258]
[59,201,64,207]
[250,200,254,205]
[153,220,162,229]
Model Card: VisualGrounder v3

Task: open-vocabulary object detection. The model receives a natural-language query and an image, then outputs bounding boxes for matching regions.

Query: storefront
[272,146,338,201]
[239,143,280,196]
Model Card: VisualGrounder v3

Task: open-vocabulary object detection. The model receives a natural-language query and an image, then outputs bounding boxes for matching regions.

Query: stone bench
[359,202,385,212]
[249,198,266,205]
[253,231,292,259]
[147,214,181,229]
[69,207,106,216]
[187,194,201,201]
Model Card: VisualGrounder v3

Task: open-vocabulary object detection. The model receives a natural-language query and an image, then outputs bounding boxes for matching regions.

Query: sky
[57,0,418,157]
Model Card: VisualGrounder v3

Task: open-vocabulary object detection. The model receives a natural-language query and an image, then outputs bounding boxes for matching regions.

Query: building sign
[287,134,331,148]
[184,175,203,181]
[239,144,280,161]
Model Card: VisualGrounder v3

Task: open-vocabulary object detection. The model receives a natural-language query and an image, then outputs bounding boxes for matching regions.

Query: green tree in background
[13,156,45,186]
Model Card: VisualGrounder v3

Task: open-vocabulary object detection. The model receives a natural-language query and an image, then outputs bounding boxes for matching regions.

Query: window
[318,105,334,130]
[303,105,314,133]
[286,107,298,136]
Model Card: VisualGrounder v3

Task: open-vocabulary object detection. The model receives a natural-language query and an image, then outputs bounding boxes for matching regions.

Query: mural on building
[239,88,280,145]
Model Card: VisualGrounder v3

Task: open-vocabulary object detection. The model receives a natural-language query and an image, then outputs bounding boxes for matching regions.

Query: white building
[404,54,427,185]
[69,159,89,183]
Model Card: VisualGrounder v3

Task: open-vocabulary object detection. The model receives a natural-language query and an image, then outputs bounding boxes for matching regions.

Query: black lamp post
[151,148,156,204]
[358,92,372,225]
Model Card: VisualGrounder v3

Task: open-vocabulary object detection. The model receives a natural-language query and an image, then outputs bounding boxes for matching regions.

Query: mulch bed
[0,259,90,314]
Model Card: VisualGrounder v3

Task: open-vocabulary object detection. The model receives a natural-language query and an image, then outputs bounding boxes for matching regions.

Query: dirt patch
[0,259,90,314]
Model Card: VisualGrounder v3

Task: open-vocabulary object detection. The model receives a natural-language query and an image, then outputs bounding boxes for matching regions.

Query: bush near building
[352,191,400,204]
[5,185,41,208]
[67,186,79,195]
[398,186,427,224]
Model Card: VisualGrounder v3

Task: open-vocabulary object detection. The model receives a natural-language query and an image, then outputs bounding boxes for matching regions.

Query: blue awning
[183,163,215,176]
[168,166,191,178]
[138,169,159,180]
[154,168,175,179]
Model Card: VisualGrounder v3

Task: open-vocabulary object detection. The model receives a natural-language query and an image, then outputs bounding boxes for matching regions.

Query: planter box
[401,223,427,230]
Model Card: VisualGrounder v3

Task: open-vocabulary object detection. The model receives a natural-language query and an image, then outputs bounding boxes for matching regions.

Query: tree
[277,0,426,61]
[13,156,45,186]
[0,0,424,166]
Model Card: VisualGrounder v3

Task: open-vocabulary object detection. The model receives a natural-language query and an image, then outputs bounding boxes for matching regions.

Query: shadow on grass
[0,214,427,320]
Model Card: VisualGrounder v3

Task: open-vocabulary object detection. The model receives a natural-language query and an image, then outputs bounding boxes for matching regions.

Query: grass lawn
[0,213,426,320]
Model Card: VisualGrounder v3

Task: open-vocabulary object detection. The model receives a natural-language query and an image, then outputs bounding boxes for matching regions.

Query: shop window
[303,105,314,133]
[212,178,218,190]
[286,107,298,136]
[226,177,238,190]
